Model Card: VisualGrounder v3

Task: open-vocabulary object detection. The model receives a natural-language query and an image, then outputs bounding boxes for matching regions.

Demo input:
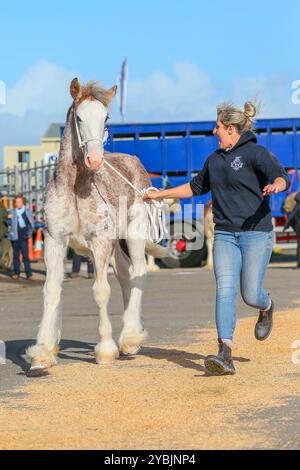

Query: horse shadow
[5,339,250,378]
[5,338,96,377]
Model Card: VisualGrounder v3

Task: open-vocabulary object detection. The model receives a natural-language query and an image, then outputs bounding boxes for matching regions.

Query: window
[18,151,30,163]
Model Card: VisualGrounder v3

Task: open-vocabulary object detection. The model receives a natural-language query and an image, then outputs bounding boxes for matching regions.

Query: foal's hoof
[27,360,53,377]
[96,358,116,365]
[30,358,55,371]
[120,345,142,356]
[95,341,119,365]
[95,354,117,365]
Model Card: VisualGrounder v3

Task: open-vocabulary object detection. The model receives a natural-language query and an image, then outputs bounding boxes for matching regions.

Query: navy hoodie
[190,131,290,232]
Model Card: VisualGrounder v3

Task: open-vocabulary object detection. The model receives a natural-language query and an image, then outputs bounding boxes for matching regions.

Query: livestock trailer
[104,118,300,267]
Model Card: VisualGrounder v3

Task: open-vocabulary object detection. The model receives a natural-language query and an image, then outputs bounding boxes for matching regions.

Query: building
[3,123,64,169]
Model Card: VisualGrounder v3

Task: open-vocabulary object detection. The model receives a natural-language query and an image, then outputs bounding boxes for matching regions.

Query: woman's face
[213,120,233,149]
[15,197,24,209]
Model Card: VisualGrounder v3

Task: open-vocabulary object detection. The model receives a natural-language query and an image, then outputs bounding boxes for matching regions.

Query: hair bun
[244,101,256,119]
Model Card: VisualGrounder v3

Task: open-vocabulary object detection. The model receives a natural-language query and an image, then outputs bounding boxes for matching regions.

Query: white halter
[73,106,108,156]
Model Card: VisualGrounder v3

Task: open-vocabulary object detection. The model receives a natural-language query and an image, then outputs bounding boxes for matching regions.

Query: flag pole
[119,57,128,122]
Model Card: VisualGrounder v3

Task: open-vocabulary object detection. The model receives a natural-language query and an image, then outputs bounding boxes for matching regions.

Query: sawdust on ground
[1,306,300,450]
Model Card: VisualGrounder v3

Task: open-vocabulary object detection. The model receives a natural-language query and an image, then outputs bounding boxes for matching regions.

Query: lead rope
[96,158,167,244]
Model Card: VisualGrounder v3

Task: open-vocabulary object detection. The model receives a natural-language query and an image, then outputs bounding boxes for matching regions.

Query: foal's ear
[70,78,82,101]
[107,85,117,102]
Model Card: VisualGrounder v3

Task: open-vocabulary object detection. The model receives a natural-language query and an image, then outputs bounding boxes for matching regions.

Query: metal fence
[0,161,56,222]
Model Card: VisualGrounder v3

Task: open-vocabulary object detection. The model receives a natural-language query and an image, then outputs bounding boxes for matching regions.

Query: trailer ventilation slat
[113,134,135,141]
[271,128,293,134]
[139,133,161,140]
[165,132,186,139]
[190,131,212,137]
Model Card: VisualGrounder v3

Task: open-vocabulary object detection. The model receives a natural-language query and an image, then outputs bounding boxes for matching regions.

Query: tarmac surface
[0,255,300,449]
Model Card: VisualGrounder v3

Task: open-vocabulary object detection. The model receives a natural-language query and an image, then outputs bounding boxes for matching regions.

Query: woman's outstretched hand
[143,183,193,201]
[262,177,287,196]
[143,189,161,201]
[262,183,280,196]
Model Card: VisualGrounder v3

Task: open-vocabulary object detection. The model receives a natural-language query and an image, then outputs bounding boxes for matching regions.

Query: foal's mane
[78,81,112,107]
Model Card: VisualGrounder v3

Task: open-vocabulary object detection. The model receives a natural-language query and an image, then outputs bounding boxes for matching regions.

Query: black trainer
[255,300,274,341]
[204,342,236,375]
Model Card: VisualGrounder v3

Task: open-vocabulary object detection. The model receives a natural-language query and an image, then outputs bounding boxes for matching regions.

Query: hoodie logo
[231,156,243,171]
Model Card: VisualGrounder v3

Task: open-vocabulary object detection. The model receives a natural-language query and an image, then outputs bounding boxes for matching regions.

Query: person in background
[0,192,12,270]
[8,194,34,280]
[69,252,94,279]
[0,192,8,240]
[284,190,300,268]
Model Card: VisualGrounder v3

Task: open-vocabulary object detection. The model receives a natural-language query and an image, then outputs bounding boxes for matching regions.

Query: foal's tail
[145,240,168,259]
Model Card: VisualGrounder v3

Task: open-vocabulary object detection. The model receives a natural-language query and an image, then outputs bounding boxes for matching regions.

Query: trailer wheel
[160,221,207,268]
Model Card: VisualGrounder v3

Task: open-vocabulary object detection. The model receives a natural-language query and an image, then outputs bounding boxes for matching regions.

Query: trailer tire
[160,221,207,268]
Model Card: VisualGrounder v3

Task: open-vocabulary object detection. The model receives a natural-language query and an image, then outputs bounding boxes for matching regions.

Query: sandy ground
[1,304,300,450]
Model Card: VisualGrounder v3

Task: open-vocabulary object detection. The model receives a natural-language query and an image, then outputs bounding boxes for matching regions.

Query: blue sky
[1,0,300,164]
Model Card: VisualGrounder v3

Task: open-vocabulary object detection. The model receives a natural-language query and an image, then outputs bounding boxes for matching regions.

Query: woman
[145,101,290,375]
[8,194,34,280]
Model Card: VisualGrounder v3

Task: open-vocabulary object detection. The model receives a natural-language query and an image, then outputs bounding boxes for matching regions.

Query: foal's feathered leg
[26,232,67,370]
[92,239,119,364]
[118,236,148,356]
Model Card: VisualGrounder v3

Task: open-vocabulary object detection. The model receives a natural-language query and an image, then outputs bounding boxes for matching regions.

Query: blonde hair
[217,100,257,134]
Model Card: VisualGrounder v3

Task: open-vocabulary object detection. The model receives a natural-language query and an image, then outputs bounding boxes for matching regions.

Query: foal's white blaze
[76,99,107,171]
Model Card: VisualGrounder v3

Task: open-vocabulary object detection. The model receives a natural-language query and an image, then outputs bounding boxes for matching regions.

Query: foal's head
[70,78,117,171]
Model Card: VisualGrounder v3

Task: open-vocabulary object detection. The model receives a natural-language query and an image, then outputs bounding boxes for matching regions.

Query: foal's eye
[77,116,82,122]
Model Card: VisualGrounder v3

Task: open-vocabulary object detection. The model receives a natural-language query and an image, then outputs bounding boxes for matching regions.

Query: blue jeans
[12,237,32,277]
[213,230,274,342]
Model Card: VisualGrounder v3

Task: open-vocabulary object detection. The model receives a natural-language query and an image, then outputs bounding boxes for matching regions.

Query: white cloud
[111,61,300,122]
[1,59,300,167]
[230,75,299,118]
[111,61,217,122]
[2,59,299,122]
[1,60,76,117]
[0,60,77,166]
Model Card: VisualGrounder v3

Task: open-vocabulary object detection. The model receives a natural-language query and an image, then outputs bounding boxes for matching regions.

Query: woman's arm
[254,148,290,196]
[145,158,211,201]
[144,183,193,200]
[262,177,288,196]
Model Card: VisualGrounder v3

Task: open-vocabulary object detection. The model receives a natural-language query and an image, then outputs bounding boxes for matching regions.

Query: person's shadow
[140,346,250,377]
